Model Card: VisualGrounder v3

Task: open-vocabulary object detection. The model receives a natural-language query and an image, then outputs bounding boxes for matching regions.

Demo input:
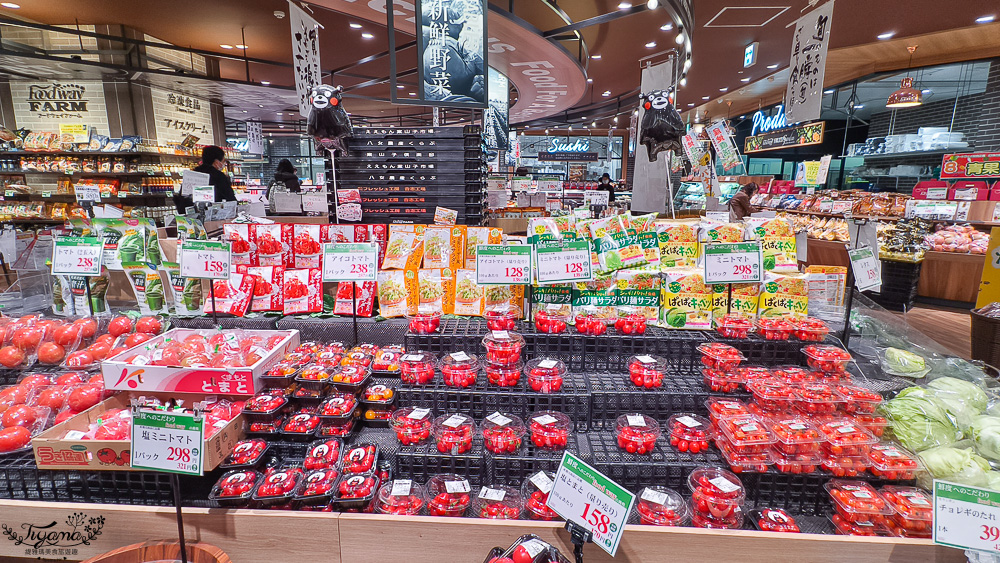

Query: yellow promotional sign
[59,123,90,143]
[976,227,1000,308]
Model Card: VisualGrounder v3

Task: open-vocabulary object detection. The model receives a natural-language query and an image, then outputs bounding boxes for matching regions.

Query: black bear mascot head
[307,84,354,156]
[638,90,684,162]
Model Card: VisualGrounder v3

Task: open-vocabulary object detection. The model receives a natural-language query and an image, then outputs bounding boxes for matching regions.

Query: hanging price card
[546,452,635,557]
[179,240,231,279]
[322,242,378,282]
[51,236,104,276]
[704,242,763,284]
[476,244,532,285]
[848,245,881,291]
[301,193,329,213]
[73,183,101,203]
[130,410,204,475]
[935,480,1000,552]
[535,239,593,284]
[192,185,215,204]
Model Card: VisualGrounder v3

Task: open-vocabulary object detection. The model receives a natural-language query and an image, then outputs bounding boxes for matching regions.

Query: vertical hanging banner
[404,0,487,107]
[484,67,509,150]
[246,121,264,155]
[631,59,674,214]
[681,132,706,167]
[289,1,323,118]
[785,1,834,124]
[706,121,743,172]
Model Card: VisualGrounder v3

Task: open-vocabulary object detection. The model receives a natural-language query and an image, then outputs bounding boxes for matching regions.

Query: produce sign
[179,240,231,280]
[744,121,825,153]
[704,242,762,284]
[934,480,1000,552]
[476,244,532,285]
[535,239,593,284]
[51,236,104,276]
[547,452,635,556]
[848,246,881,292]
[322,242,378,282]
[941,152,1000,179]
[130,409,204,475]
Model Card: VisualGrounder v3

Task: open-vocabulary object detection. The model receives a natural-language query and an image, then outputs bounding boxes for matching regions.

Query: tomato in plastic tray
[850,413,889,437]
[616,414,660,455]
[534,310,568,334]
[793,317,829,342]
[667,413,712,454]
[818,418,877,457]
[705,397,751,425]
[715,314,754,339]
[259,362,300,387]
[867,444,922,480]
[253,466,304,505]
[221,439,269,470]
[296,341,323,354]
[360,383,394,406]
[770,449,821,474]
[574,313,607,335]
[281,410,320,440]
[880,486,933,538]
[529,411,571,450]
[481,332,524,367]
[281,351,313,366]
[292,386,325,404]
[688,467,745,529]
[342,443,378,474]
[303,438,342,471]
[825,480,891,525]
[341,351,373,368]
[833,384,883,415]
[441,352,479,388]
[715,436,773,473]
[407,311,441,334]
[768,415,822,457]
[802,345,852,374]
[334,473,379,509]
[755,317,794,341]
[482,412,525,454]
[247,417,283,437]
[295,365,334,390]
[750,508,800,533]
[525,358,565,394]
[371,346,404,374]
[474,484,522,519]
[485,305,520,332]
[0,407,51,454]
[317,393,358,422]
[769,365,814,384]
[484,360,522,387]
[426,474,473,517]
[294,468,340,505]
[330,365,371,393]
[702,368,741,393]
[433,413,475,454]
[746,378,796,412]
[628,355,666,389]
[822,455,868,478]
[315,418,355,438]
[391,406,433,446]
[733,365,771,388]
[636,486,688,526]
[241,390,289,422]
[716,414,775,455]
[697,343,745,371]
[614,313,647,335]
[831,515,887,536]
[376,480,426,515]
[210,469,263,507]
[522,471,560,521]
[400,351,437,385]
[791,382,844,415]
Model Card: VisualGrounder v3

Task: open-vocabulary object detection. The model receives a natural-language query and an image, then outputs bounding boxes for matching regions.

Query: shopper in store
[272,159,302,193]
[597,173,616,203]
[728,181,759,221]
[174,145,236,212]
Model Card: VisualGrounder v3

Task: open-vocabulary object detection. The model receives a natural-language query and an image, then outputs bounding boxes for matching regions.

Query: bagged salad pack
[163,261,203,314]
[712,283,759,319]
[595,229,644,274]
[453,269,484,316]
[757,272,809,318]
[659,269,713,329]
[377,270,408,318]
[657,222,699,268]
[753,218,797,271]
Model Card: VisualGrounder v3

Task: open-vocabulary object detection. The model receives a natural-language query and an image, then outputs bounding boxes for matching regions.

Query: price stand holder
[50,236,104,315]
[322,242,378,344]
[703,241,762,315]
[476,244,533,317]
[179,240,231,323]
[535,239,593,285]
[934,480,1000,553]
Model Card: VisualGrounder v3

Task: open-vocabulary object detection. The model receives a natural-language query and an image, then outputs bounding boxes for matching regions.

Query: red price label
[203,260,225,274]
[582,503,612,534]
[167,447,193,463]
[565,262,585,274]
[77,257,94,268]
[505,266,525,278]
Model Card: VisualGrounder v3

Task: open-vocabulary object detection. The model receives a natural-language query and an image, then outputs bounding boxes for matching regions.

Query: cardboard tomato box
[31,392,244,471]
[101,328,300,395]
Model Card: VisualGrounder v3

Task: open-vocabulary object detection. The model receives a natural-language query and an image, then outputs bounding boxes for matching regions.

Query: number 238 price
[582,503,611,534]
[77,257,94,268]
[350,263,370,275]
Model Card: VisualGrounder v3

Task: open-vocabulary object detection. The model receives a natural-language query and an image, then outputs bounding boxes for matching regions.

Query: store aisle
[896,305,972,360]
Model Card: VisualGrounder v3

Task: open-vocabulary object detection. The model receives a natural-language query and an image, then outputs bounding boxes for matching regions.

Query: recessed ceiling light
[592,121,597,127]
[719,87,728,92]
[587,78,593,83]
[922,89,932,94]
[824,89,834,94]
[679,77,687,86]
[739,115,745,119]
[660,23,673,31]
[687,103,694,107]
[591,54,602,59]
[645,41,656,48]
[767,63,779,69]
[350,23,363,29]
[236,44,248,49]
[976,15,995,23]
[258,104,264,108]
[1,3,20,8]
[741,77,750,82]
[261,81,270,85]
[361,33,374,39]
[242,110,247,113]
[646,0,658,8]
[674,32,684,44]
[702,96,710,100]
[409,92,416,96]
[397,85,405,89]
[277,112,283,115]
[877,32,895,40]
[854,104,865,109]
[220,44,233,49]
[279,125,285,128]
[602,90,611,96]
[618,2,631,9]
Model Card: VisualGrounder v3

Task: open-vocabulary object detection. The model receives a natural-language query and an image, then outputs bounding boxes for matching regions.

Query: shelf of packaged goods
[850,148,967,160]
[1,193,171,202]
[0,500,962,563]
[5,218,67,225]
[764,207,1000,229]
[0,170,184,178]
[0,151,199,158]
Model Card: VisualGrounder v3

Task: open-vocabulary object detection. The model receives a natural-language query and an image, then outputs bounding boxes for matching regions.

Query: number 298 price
[167,447,192,463]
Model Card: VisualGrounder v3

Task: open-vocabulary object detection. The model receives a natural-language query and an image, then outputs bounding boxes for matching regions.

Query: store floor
[894,304,972,359]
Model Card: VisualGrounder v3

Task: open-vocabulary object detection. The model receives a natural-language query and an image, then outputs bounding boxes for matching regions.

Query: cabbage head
[917,446,991,488]
[882,387,962,451]
[970,415,1000,461]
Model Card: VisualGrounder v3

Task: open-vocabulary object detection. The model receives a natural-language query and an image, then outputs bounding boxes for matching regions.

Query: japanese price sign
[130,409,204,475]
[546,452,635,557]
[535,240,593,284]
[704,242,763,284]
[847,246,881,292]
[322,242,378,282]
[584,191,609,206]
[301,193,328,213]
[51,236,104,276]
[476,244,532,285]
[73,183,101,203]
[934,480,1000,552]
[179,240,231,280]
[192,185,214,204]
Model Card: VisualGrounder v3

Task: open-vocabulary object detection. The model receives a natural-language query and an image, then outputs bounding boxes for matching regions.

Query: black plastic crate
[490,433,586,487]
[276,318,407,346]
[587,431,725,491]
[394,435,488,487]
[267,439,310,462]
[521,329,581,367]
[405,318,490,354]
[711,333,817,367]
[171,316,279,331]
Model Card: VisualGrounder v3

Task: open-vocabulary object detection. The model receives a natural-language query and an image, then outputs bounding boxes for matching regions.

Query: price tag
[831,201,852,214]
[584,191,610,206]
[301,193,328,212]
[709,476,740,493]
[704,242,762,284]
[533,414,558,426]
[51,236,103,276]
[676,415,700,428]
[848,245,881,292]
[450,352,471,362]
[486,412,512,426]
[640,488,669,505]
[534,239,593,284]
[476,244,532,286]
[626,414,645,427]
[636,355,655,364]
[479,487,506,501]
[407,408,430,420]
[129,409,204,475]
[74,183,101,203]
[322,242,378,282]
[41,191,51,198]
[179,240,231,280]
[705,211,730,223]
[192,185,214,204]
[391,479,413,496]
[492,330,510,340]
[538,360,557,369]
[3,189,13,197]
[442,414,467,428]
[547,452,635,557]
[530,471,554,494]
[445,479,470,494]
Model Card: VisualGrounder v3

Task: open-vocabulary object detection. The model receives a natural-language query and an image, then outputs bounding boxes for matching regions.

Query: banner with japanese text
[784,1,833,124]
[706,121,743,172]
[416,0,487,107]
[289,1,323,118]
[941,152,1000,179]
[484,67,509,150]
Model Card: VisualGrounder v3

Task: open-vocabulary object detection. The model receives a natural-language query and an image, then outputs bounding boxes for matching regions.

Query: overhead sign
[751,105,787,136]
[476,244,532,285]
[484,67,510,151]
[322,242,378,282]
[704,242,763,284]
[289,1,323,118]
[535,239,593,284]
[547,138,590,153]
[743,42,758,68]
[408,0,487,108]
[537,152,599,162]
[941,152,1000,179]
[130,409,204,476]
[10,80,109,135]
[150,86,213,145]
[246,121,264,155]
[744,121,825,153]
[784,1,833,124]
[706,121,743,172]
[934,480,1000,552]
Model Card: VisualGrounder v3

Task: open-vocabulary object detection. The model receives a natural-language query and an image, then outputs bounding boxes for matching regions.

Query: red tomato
[53,324,82,347]
[73,318,97,338]
[65,350,96,368]
[36,386,68,410]
[94,334,115,346]
[55,372,86,386]
[67,385,101,412]
[37,342,66,365]
[0,386,28,407]
[17,374,50,390]
[86,343,111,361]
[2,404,37,428]
[107,347,127,358]
[12,328,45,352]
[155,348,181,366]
[54,409,76,425]
[124,333,152,348]
[107,316,133,337]
[87,374,104,386]
[0,425,31,452]
[135,316,162,335]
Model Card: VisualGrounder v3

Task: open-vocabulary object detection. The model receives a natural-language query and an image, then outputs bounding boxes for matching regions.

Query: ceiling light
[767,63,779,69]
[242,110,247,113]
[409,92,416,96]
[261,81,270,85]
[586,78,593,83]
[646,0,659,7]
[886,77,922,107]
[397,85,405,89]
[277,112,283,115]
[236,45,248,49]
[613,116,618,123]
[824,89,834,94]
[679,77,687,87]
[645,41,656,48]
[922,89,932,94]
[877,32,895,40]
[568,125,573,130]
[719,87,728,92]
[1,3,20,8]
[633,110,638,115]
[545,129,549,134]
[220,44,233,49]
[675,32,684,45]
[361,33,374,39]
[854,104,865,109]
[687,103,694,107]
[592,121,597,127]
[591,54,602,59]
[350,23,363,29]
[741,77,750,82]
[279,125,285,128]
[618,2,631,9]
[976,15,995,23]
[660,23,673,31]
[702,96,710,100]
[739,115,745,119]
[602,90,611,96]
[258,104,264,108]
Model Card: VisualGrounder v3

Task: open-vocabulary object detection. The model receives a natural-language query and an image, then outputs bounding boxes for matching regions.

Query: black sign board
[537,152,599,162]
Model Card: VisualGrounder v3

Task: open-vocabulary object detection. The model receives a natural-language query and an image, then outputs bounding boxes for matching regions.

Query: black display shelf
[394,433,489,487]
[491,434,585,487]
[587,431,725,491]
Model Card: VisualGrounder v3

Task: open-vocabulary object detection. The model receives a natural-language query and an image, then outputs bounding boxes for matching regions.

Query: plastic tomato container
[851,413,889,438]
[697,343,745,371]
[628,355,667,389]
[880,486,933,538]
[281,411,321,440]
[303,438,342,471]
[375,480,426,515]
[733,365,771,387]
[484,304,520,332]
[329,365,370,393]
[770,365,814,384]
[400,351,437,385]
[802,345,852,375]
[294,365,334,392]
[315,418,354,438]
[221,439,269,470]
[702,368,742,393]
[770,449,821,474]
[768,415,822,457]
[822,455,868,478]
[746,378,796,412]
[525,358,566,393]
[613,313,647,335]
[716,436,773,473]
[361,383,395,406]
[715,314,754,339]
[342,443,379,474]
[818,418,877,457]
[575,311,608,335]
[528,411,572,450]
[281,351,312,366]
[483,359,522,387]
[793,317,829,342]
[534,309,569,334]
[833,384,883,415]
[688,467,745,526]
[334,473,379,509]
[716,415,775,455]
[755,317,794,341]
[636,486,688,526]
[313,349,344,369]
[390,407,433,446]
[831,516,885,536]
[481,331,525,366]
[616,414,660,454]
[242,390,289,423]
[406,310,441,334]
[691,505,744,529]
[705,397,751,425]
[474,485,523,519]
[791,382,844,415]
[371,346,404,375]
[432,413,475,454]
[440,352,479,388]
[868,444,923,480]
[294,468,340,506]
[826,480,892,525]
[426,474,473,517]
[750,508,800,533]
[253,467,304,506]
[209,469,263,507]
[317,393,357,422]
[666,413,712,454]
[481,412,525,454]
[259,362,300,388]
[522,471,560,521]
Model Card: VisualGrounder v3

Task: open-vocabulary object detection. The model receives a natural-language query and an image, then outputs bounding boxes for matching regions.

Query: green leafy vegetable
[883,347,928,376]
[970,415,1000,461]
[927,376,989,412]
[917,446,991,487]
[881,387,962,451]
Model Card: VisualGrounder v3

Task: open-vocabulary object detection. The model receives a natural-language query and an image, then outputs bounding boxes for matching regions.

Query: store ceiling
[2,0,998,130]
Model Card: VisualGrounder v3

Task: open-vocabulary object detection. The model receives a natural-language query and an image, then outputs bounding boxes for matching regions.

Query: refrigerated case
[673,181,705,212]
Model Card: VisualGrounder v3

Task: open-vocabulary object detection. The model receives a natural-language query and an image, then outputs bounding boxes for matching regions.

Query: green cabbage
[970,415,1000,461]
[917,446,991,488]
[882,387,962,451]
[986,472,1000,492]
[927,376,989,412]
[883,347,927,376]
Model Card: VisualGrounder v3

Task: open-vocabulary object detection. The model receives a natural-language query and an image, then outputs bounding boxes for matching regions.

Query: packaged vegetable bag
[595,229,644,274]
[656,222,699,268]
[712,282,760,319]
[377,270,408,318]
[753,218,797,272]
[758,271,808,318]
[659,269,713,329]
[163,261,203,313]
[122,261,168,314]
[453,269,484,316]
